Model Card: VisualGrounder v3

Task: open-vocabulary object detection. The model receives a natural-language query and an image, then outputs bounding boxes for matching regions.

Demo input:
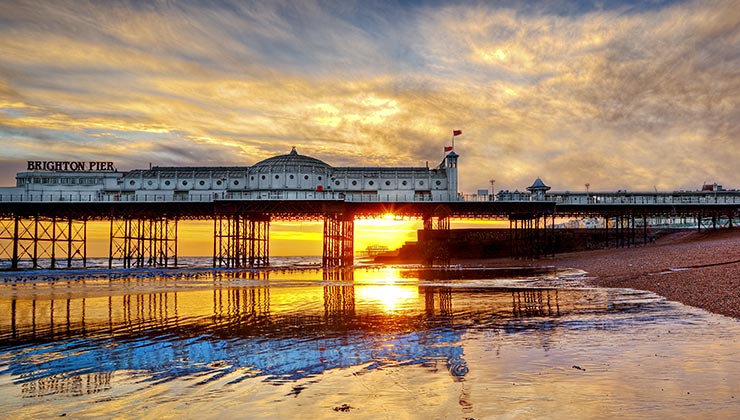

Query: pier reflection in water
[1,267,739,419]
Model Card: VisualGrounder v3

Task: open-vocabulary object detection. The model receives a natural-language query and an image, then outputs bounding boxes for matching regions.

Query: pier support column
[213,214,269,269]
[603,214,638,248]
[1,216,86,269]
[541,213,556,257]
[0,217,18,269]
[643,214,649,245]
[246,216,270,268]
[421,215,451,267]
[144,218,178,267]
[109,217,177,269]
[213,215,238,268]
[509,213,534,259]
[616,215,627,248]
[322,214,354,268]
[509,212,553,259]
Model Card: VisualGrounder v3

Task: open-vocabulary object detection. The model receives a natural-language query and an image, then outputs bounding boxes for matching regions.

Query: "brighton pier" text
[27,161,116,172]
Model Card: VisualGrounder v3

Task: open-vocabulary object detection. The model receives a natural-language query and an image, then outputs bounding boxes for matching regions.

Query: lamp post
[489,179,495,201]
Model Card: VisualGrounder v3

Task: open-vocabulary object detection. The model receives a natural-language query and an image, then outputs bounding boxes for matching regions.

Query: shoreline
[454,229,740,319]
[2,229,738,319]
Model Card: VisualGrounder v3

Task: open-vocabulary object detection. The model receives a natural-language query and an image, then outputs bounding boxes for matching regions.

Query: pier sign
[27,161,116,172]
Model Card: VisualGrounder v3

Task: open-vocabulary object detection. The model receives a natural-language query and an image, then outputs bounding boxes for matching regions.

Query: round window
[402,180,407,186]
[419,181,424,186]
[261,175,266,180]
[436,180,441,186]
[165,180,171,186]
[182,180,188,186]
[352,180,357,186]
[129,180,135,186]
[289,174,294,179]
[199,180,205,186]
[147,180,153,186]
[318,176,322,181]
[216,180,222,186]
[335,180,340,186]
[385,180,391,186]
[250,176,254,181]
[304,175,309,180]
[369,180,374,186]
[234,180,240,185]
[275,175,280,179]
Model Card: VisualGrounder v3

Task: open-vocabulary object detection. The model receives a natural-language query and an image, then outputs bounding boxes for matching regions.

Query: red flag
[444,146,453,152]
[453,130,462,136]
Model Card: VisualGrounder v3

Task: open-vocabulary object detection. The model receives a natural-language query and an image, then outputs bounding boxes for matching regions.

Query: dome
[250,147,332,173]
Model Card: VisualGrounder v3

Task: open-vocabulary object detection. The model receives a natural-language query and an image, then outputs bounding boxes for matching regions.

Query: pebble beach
[536,229,740,319]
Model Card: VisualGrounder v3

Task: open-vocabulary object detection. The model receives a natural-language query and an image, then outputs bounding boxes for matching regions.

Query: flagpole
[451,131,455,151]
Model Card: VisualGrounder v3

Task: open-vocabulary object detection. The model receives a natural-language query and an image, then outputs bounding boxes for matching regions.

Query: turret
[445,151,459,200]
[526,178,550,201]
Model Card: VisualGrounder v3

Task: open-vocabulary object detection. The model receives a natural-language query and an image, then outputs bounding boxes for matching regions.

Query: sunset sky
[1,0,738,256]
[1,0,738,193]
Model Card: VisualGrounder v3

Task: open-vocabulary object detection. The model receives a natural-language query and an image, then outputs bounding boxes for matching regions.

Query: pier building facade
[7,147,459,203]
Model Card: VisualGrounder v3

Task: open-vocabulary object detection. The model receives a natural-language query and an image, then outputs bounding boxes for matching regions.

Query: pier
[1,149,738,269]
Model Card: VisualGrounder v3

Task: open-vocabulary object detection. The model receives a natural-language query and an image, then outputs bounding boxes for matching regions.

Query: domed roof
[251,147,332,173]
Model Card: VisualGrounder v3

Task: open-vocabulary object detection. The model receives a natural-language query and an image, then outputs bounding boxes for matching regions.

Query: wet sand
[461,229,740,319]
[3,229,739,320]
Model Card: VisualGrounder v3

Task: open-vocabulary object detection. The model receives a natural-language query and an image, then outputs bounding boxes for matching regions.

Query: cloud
[0,0,737,192]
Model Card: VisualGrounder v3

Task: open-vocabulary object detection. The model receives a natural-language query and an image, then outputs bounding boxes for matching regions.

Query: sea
[1,257,739,419]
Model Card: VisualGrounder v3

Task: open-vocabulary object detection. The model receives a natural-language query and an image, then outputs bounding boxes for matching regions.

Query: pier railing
[2,190,740,205]
[544,192,740,205]
[0,190,445,203]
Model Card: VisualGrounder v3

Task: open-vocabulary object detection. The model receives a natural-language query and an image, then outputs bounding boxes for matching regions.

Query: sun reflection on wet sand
[1,268,739,419]
[356,284,419,313]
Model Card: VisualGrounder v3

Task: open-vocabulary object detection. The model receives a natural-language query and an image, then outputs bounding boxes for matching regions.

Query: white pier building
[1,147,460,203]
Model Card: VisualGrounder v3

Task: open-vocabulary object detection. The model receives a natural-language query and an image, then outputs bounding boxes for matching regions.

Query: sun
[354,215,421,253]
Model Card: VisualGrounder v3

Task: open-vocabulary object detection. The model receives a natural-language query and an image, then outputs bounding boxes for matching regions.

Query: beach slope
[542,229,740,319]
